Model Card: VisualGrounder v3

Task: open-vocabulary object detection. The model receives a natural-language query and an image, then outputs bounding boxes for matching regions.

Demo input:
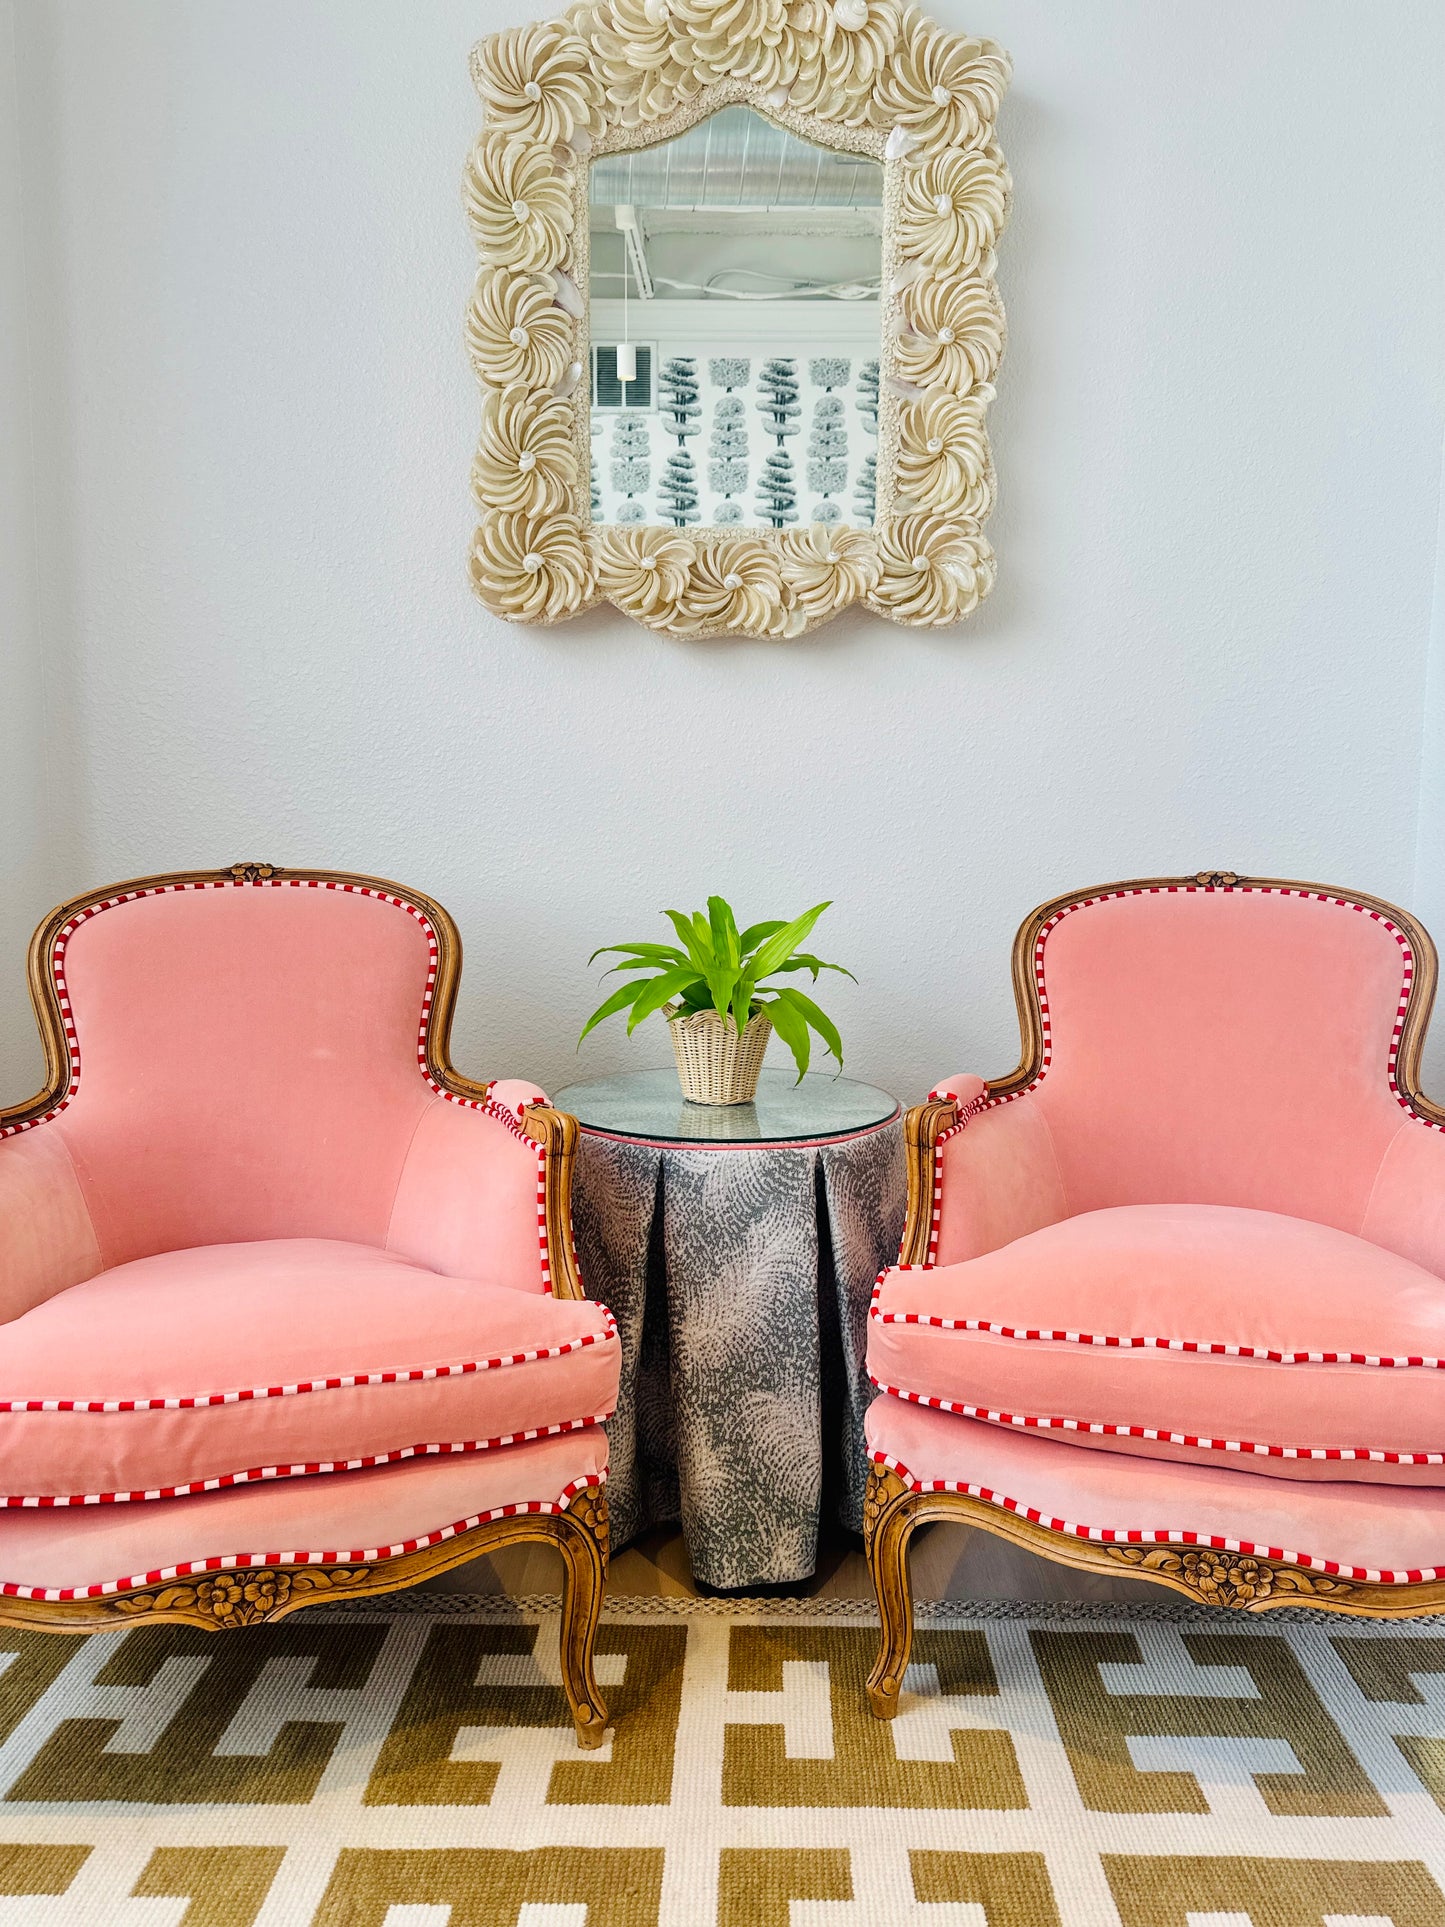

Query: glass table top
[551,1067,901,1145]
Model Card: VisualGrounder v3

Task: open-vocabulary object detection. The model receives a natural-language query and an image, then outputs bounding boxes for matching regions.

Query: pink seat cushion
[0,1428,607,1598]
[865,1397,1445,1585]
[0,1240,619,1504]
[869,1204,1445,1485]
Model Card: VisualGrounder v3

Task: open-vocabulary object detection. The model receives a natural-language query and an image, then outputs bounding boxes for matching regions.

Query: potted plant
[580,897,852,1105]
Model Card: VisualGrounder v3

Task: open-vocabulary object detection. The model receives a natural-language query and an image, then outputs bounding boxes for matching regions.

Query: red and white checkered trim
[868,1376,1445,1466]
[871,1451,1442,1585]
[0,1474,607,1602]
[0,874,562,1294]
[866,1290,1442,1369]
[0,1305,618,1415]
[1,1411,614,1508]
[920,883,1442,1263]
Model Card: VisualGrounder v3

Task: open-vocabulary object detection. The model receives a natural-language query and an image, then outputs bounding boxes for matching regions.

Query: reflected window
[588,108,882,531]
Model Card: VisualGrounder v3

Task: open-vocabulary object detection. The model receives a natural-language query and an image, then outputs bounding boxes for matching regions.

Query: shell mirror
[465,2,1010,637]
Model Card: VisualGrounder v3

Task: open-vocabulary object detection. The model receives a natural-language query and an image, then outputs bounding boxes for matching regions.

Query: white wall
[0,1,53,1101]
[5,0,1444,1107]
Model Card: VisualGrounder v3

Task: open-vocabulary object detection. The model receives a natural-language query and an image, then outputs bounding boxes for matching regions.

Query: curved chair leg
[864,1464,922,1719]
[555,1484,610,1748]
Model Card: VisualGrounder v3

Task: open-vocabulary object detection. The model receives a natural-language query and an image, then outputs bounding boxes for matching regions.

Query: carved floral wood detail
[465,1,1011,636]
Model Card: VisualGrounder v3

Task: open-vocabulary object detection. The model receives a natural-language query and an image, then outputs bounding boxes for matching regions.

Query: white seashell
[885,375,927,402]
[937,326,955,343]
[884,126,918,161]
[931,84,950,105]
[511,199,531,223]
[763,84,789,108]
[925,437,942,453]
[723,573,743,590]
[570,125,593,155]
[643,0,670,21]
[551,272,585,318]
[553,360,584,398]
[933,193,951,215]
[523,551,545,573]
[524,80,542,101]
[975,382,996,403]
[833,0,870,27]
[518,451,538,471]
[889,260,925,293]
[640,554,659,571]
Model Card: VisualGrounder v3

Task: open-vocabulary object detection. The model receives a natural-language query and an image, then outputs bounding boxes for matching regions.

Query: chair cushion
[0,1239,619,1504]
[0,1428,609,1599]
[868,1204,1445,1485]
[865,1397,1445,1586]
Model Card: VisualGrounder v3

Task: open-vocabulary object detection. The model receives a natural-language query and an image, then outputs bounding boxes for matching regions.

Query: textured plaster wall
[0,1,51,1101]
[4,0,1445,1107]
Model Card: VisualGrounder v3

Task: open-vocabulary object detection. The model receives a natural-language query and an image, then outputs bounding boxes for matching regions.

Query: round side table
[553,1067,905,1590]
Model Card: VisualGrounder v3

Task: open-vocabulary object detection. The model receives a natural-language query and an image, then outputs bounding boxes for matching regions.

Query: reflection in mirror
[588,108,882,532]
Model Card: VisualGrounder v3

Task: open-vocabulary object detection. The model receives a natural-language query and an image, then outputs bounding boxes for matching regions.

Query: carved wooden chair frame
[464,2,1010,637]
[0,863,609,1748]
[865,872,1445,1719]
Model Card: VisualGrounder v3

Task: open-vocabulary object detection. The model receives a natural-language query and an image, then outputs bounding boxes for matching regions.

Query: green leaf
[708,895,740,969]
[768,953,857,983]
[771,984,844,1068]
[737,918,785,953]
[588,941,689,968]
[625,966,701,1034]
[663,910,711,972]
[762,988,812,1080]
[690,911,715,961]
[729,971,756,1039]
[602,957,687,978]
[750,901,832,981]
[577,977,647,1046]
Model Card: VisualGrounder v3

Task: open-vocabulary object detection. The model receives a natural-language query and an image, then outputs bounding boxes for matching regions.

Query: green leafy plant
[580,896,853,1079]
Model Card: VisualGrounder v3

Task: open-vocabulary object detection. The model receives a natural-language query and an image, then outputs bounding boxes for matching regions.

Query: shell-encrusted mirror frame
[464,2,1011,638]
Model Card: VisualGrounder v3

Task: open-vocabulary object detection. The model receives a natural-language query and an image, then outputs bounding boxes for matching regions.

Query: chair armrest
[900,1080,1068,1268]
[384,1088,584,1298]
[0,1126,102,1321]
[1361,1117,1445,1281]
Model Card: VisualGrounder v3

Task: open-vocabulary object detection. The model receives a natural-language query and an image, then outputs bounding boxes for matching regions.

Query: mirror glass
[588,107,882,531]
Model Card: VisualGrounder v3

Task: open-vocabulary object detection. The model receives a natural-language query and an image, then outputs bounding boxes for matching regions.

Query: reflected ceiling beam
[614,204,654,301]
[590,205,881,240]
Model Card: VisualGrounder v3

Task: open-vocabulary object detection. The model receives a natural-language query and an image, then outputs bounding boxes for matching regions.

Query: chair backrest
[4,866,478,1268]
[1010,877,1442,1235]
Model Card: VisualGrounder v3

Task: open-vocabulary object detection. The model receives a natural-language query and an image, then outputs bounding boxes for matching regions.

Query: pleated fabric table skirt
[570,1119,905,1589]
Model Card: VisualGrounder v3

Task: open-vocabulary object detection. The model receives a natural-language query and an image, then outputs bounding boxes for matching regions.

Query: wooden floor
[420,1519,1161,1606]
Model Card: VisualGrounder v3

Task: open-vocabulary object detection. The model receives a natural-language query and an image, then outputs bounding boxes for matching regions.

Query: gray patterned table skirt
[571,1121,906,1589]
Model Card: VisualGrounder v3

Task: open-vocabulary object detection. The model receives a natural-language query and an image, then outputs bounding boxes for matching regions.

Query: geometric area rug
[0,1598,1442,1925]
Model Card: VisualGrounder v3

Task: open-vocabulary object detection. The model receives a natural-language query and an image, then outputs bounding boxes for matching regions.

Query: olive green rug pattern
[0,1598,1442,1924]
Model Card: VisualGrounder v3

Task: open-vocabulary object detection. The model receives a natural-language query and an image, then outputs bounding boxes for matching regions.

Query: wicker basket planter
[666,1004,773,1105]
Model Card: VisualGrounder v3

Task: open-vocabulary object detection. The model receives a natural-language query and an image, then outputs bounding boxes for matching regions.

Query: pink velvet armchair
[0,863,620,1747]
[864,872,1445,1716]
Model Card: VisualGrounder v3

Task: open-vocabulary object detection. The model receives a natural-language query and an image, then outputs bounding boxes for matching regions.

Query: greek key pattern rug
[0,1598,1443,1925]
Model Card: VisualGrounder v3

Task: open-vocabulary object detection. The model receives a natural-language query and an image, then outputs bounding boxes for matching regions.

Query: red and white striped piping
[0,875,563,1294]
[867,1290,1443,1369]
[1,1412,614,1509]
[0,1474,607,1602]
[870,1451,1441,1585]
[920,884,1442,1263]
[0,1305,618,1415]
[868,1377,1445,1467]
